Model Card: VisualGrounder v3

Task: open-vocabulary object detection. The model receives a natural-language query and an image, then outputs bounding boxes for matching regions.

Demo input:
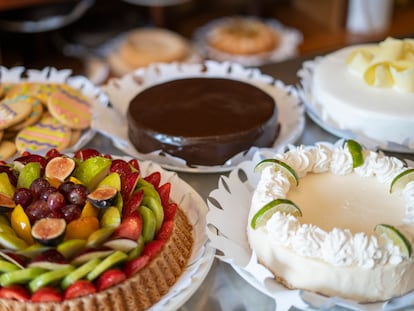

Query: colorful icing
[15,115,71,152]
[48,87,92,129]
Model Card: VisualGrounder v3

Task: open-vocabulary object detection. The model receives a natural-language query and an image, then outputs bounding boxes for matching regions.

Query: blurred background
[0,0,413,82]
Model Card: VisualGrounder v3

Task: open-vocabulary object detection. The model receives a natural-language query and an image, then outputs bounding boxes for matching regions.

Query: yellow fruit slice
[375,224,412,258]
[346,139,364,168]
[251,198,302,229]
[11,204,34,245]
[390,168,414,193]
[254,159,299,186]
[64,217,100,241]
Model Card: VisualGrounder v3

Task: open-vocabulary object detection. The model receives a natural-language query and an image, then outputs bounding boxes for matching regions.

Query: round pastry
[108,28,191,76]
[206,17,279,55]
[127,77,279,166]
[247,141,414,302]
[309,38,414,148]
[0,148,193,310]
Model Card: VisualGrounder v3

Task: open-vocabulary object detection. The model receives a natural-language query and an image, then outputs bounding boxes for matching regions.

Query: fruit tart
[0,148,193,310]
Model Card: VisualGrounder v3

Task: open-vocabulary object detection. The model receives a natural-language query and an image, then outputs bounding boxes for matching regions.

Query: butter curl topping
[346,37,414,93]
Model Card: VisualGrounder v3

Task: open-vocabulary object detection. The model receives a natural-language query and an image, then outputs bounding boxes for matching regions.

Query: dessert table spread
[81,54,414,311]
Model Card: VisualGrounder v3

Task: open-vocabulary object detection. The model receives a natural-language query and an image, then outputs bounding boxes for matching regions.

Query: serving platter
[94,61,305,173]
[0,66,109,155]
[193,17,303,67]
[206,144,414,311]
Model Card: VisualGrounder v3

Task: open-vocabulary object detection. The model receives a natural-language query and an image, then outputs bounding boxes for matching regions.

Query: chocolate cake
[127,78,279,166]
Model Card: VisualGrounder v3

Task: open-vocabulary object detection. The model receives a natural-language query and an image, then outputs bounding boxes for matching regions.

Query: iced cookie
[0,140,17,160]
[8,97,44,131]
[0,96,33,130]
[47,85,92,130]
[15,114,71,152]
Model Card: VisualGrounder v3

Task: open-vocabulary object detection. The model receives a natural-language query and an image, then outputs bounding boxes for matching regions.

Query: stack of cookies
[0,83,93,160]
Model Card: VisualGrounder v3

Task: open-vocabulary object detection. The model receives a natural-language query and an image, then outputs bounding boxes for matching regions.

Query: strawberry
[64,280,96,300]
[144,172,161,189]
[157,182,171,208]
[0,285,30,301]
[156,220,174,241]
[123,189,144,218]
[124,255,149,277]
[164,202,177,221]
[121,172,140,199]
[142,240,165,259]
[96,269,127,291]
[110,159,132,182]
[112,214,142,240]
[45,148,62,159]
[73,149,101,161]
[128,159,140,172]
[31,287,62,302]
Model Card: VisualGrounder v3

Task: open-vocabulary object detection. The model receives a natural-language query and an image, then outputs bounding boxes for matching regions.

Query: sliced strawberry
[45,148,62,160]
[31,287,62,302]
[123,189,144,218]
[144,172,161,189]
[164,202,177,221]
[128,159,140,172]
[121,172,140,199]
[0,285,30,301]
[112,214,142,240]
[64,280,96,300]
[74,149,101,161]
[142,240,165,259]
[110,159,132,182]
[102,154,113,160]
[124,255,149,277]
[157,182,171,208]
[96,269,127,291]
[156,220,174,241]
[20,151,30,157]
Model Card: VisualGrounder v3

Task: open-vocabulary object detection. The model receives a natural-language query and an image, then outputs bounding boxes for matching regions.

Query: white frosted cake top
[251,143,414,268]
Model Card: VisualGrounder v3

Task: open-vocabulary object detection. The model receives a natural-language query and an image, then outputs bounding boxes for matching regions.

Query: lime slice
[254,159,299,186]
[251,198,302,229]
[390,168,414,193]
[375,224,412,258]
[346,139,364,168]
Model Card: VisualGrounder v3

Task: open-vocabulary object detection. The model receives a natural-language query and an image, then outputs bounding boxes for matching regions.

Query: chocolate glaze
[127,77,279,166]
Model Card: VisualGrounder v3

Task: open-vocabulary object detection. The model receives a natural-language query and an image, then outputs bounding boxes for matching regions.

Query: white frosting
[311,45,414,147]
[247,143,414,302]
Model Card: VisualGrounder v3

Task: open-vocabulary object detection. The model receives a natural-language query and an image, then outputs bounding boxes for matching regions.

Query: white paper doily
[0,66,109,154]
[297,58,414,154]
[206,143,414,311]
[125,157,215,311]
[193,16,303,67]
[95,61,305,173]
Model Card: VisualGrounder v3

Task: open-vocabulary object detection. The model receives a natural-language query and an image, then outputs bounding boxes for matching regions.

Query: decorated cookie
[8,97,44,131]
[15,114,71,152]
[0,95,33,130]
[0,140,17,160]
[68,129,81,148]
[47,85,92,129]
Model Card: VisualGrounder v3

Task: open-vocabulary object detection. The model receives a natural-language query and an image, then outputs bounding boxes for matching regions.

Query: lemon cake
[247,141,414,302]
[311,38,414,148]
